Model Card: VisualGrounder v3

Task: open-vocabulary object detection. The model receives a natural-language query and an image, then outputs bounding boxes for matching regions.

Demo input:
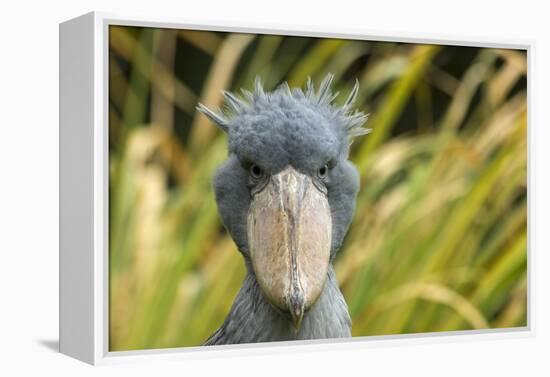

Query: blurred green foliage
[108,25,527,351]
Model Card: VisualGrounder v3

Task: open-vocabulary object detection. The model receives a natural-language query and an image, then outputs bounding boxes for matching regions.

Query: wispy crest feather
[196,73,370,140]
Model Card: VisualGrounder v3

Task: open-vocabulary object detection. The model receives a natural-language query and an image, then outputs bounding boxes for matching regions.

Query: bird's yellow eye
[318,164,329,180]
[250,164,264,179]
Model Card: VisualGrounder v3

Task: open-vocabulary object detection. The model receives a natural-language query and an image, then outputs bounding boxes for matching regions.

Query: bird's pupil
[251,165,262,177]
[319,166,327,177]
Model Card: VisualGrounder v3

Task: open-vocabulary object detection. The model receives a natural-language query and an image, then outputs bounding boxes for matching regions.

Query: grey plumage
[205,266,350,345]
[199,74,370,148]
[197,74,368,345]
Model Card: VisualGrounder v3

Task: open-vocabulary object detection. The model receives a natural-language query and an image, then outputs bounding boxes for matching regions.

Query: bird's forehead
[227,102,344,172]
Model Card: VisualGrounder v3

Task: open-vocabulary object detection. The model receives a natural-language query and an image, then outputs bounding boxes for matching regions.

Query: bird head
[197,74,369,328]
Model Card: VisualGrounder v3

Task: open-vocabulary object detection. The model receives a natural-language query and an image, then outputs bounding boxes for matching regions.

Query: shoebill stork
[196,73,369,345]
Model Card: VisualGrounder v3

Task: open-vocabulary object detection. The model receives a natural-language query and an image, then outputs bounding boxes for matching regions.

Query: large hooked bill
[247,166,332,329]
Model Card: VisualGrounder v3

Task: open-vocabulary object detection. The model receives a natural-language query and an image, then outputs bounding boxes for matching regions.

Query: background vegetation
[108,25,527,351]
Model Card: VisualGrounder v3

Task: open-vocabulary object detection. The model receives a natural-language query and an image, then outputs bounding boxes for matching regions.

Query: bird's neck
[204,265,351,345]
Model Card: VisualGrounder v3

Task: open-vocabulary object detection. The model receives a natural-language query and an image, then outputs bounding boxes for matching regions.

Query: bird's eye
[249,164,264,179]
[318,164,329,180]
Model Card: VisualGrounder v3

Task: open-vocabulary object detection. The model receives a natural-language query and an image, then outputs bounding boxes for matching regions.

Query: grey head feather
[222,90,248,114]
[195,102,230,132]
[315,72,334,103]
[195,73,370,142]
[254,75,265,98]
[343,78,360,109]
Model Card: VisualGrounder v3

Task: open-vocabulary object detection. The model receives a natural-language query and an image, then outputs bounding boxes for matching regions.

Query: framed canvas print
[59,11,531,365]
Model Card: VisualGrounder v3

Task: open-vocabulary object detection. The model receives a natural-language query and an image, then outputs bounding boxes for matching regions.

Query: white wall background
[0,0,548,375]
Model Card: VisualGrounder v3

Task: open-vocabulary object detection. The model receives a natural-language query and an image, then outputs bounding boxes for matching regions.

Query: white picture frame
[59,11,534,365]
